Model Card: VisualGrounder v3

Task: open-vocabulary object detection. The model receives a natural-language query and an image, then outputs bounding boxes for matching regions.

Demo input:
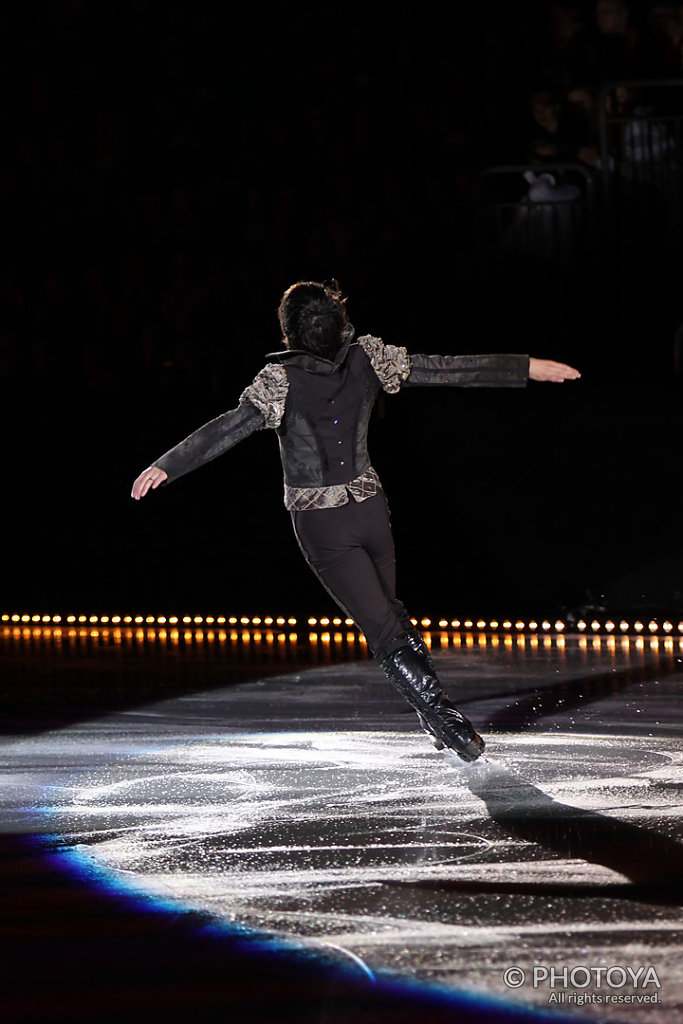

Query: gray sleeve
[154,401,265,483]
[404,353,529,388]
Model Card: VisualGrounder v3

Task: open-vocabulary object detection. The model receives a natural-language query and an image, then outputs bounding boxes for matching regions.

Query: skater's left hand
[529,358,581,382]
[131,465,168,500]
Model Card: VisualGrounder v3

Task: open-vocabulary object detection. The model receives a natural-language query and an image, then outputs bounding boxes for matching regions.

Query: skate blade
[443,734,486,764]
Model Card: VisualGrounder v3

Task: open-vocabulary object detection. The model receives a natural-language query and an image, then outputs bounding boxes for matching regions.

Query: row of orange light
[2,627,346,642]
[2,613,683,634]
[4,629,682,657]
[1,613,303,626]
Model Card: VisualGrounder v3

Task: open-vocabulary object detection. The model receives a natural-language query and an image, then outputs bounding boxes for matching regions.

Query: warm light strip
[3,626,682,658]
[1,613,682,636]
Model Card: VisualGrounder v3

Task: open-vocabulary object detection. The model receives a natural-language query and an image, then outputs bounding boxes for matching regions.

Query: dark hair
[278,280,351,358]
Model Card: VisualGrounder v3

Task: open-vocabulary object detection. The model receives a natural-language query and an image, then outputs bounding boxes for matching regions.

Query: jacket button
[333,418,338,424]
[340,460,345,466]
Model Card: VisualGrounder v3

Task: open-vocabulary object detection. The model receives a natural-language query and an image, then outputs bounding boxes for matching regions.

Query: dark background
[3,0,683,622]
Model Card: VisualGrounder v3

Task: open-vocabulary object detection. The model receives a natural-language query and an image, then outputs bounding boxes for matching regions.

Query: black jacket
[154,336,529,498]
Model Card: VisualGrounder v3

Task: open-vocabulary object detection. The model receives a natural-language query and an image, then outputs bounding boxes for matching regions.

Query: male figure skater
[132,281,580,762]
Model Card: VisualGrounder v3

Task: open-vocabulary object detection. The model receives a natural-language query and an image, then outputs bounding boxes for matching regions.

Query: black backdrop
[3,1,683,620]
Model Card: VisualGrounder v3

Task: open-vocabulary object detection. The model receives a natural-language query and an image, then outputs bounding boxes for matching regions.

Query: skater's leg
[291,499,405,651]
[355,496,480,754]
[352,497,484,761]
[292,497,484,760]
[355,494,413,628]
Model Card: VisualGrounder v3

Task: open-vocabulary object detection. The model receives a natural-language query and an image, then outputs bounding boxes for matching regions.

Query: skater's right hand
[131,466,168,500]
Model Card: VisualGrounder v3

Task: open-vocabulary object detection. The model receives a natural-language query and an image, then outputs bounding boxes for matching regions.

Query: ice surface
[3,638,682,1020]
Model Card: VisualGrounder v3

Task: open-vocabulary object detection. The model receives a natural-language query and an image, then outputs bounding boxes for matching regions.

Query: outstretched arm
[357,337,580,391]
[405,353,580,386]
[404,352,530,388]
[130,362,289,501]
[131,401,264,500]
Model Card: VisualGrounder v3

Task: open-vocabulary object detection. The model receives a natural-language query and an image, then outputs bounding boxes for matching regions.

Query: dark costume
[154,335,529,761]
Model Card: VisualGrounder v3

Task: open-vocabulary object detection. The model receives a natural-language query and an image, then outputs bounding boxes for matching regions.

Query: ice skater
[132,281,580,762]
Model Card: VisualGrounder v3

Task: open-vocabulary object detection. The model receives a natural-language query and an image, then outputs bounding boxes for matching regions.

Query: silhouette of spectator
[642,0,683,75]
[523,88,591,162]
[593,0,644,80]
[566,86,602,163]
[539,3,600,91]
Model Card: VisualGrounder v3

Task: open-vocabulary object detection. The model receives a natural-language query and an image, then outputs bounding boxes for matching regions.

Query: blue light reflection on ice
[27,831,575,1023]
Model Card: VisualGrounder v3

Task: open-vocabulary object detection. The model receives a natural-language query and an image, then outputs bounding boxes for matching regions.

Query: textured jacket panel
[405,353,529,387]
[154,401,264,483]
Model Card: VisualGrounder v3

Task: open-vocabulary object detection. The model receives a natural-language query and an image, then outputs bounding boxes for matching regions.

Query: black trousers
[291,493,408,653]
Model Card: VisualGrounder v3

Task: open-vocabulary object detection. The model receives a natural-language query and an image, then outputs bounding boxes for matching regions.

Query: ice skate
[379,641,486,762]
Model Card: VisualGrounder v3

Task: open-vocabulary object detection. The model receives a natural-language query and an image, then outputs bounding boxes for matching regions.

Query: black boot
[399,626,444,748]
[379,640,485,762]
